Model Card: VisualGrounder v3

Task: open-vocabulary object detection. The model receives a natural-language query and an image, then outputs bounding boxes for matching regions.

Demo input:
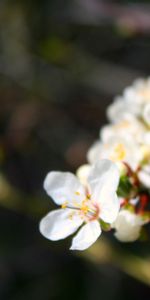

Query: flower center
[110,143,126,161]
[79,199,100,221]
[61,193,100,222]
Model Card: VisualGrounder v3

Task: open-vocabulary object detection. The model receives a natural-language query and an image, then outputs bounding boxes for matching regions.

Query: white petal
[88,160,120,201]
[107,96,139,122]
[107,96,127,123]
[43,171,85,205]
[87,141,101,164]
[114,229,140,242]
[138,170,150,188]
[76,164,91,186]
[143,132,150,146]
[88,160,120,224]
[70,220,101,251]
[100,193,120,223]
[113,210,143,242]
[39,209,83,241]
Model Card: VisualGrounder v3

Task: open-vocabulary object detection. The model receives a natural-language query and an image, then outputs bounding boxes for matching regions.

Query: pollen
[61,201,68,209]
[87,193,91,199]
[75,191,80,196]
[81,201,89,214]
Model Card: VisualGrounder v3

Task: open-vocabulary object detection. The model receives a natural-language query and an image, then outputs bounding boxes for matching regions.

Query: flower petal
[44,171,85,205]
[76,164,91,186]
[87,160,120,224]
[87,141,101,164]
[113,210,143,242]
[70,220,101,251]
[88,159,120,201]
[100,193,120,223]
[39,209,83,241]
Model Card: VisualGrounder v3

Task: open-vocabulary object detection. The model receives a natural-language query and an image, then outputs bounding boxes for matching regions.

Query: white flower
[112,209,145,242]
[100,117,146,144]
[107,96,140,123]
[124,78,150,105]
[39,160,120,251]
[87,136,142,171]
[107,78,150,124]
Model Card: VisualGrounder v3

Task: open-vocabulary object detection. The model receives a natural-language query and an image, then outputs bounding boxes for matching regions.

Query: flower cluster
[39,78,150,250]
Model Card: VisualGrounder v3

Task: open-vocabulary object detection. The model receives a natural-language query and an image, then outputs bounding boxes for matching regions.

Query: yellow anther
[61,201,68,209]
[81,205,88,214]
[80,199,89,214]
[75,191,80,196]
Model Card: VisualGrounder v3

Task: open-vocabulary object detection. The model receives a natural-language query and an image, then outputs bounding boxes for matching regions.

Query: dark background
[0,0,150,299]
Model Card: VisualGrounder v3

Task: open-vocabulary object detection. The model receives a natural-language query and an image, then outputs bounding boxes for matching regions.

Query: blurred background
[0,0,150,299]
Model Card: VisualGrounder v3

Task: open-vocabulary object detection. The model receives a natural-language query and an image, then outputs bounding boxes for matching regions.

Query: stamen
[62,196,100,222]
[75,191,80,196]
[61,201,68,209]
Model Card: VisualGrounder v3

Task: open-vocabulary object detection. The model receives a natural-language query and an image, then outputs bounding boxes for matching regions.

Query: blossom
[100,117,146,144]
[87,136,143,171]
[107,96,140,123]
[112,209,145,242]
[40,77,150,248]
[107,78,150,125]
[39,160,120,250]
[124,78,150,105]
